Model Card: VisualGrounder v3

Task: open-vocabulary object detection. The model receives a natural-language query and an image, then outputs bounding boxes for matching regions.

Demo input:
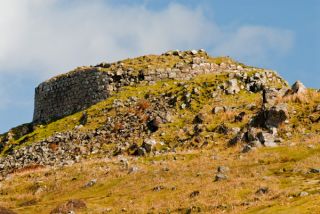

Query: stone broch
[32,50,258,123]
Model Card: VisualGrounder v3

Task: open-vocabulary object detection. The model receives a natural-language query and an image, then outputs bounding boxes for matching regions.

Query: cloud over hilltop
[0,0,293,79]
[0,0,295,132]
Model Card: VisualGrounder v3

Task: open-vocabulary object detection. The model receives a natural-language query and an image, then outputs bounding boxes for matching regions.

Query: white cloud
[0,0,294,80]
[213,26,294,64]
[0,0,296,131]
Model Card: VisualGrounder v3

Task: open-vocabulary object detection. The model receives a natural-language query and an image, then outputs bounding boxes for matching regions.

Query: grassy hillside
[2,140,320,213]
[0,52,319,213]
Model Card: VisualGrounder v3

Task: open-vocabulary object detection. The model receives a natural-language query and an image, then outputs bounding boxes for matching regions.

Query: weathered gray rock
[256,187,269,194]
[263,141,278,147]
[215,173,227,181]
[252,104,288,128]
[241,144,252,153]
[128,166,139,174]
[217,166,230,173]
[141,139,157,153]
[225,79,240,94]
[265,104,288,128]
[84,179,97,188]
[291,81,307,94]
[147,117,161,132]
[249,140,263,148]
[310,168,320,173]
[257,132,276,146]
[299,191,309,197]
[212,106,225,114]
[262,88,286,104]
[193,113,205,124]
[153,185,165,192]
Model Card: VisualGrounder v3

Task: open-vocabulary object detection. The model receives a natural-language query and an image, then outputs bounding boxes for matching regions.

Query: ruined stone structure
[33,50,267,123]
[33,68,111,123]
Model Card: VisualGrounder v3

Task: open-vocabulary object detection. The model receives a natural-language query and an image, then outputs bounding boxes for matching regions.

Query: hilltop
[0,50,319,213]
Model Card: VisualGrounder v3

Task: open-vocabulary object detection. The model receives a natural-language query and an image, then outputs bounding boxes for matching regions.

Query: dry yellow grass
[1,140,320,213]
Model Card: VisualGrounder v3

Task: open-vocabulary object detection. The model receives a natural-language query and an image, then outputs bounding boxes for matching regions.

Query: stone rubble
[0,50,293,176]
[33,50,286,123]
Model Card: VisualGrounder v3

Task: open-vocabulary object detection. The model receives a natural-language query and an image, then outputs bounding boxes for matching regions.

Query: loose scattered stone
[309,168,320,173]
[141,139,157,153]
[217,166,230,173]
[214,124,229,134]
[189,190,200,198]
[263,141,278,147]
[214,173,227,181]
[193,113,205,124]
[256,187,269,194]
[212,106,225,114]
[291,81,307,94]
[225,79,240,95]
[50,199,87,214]
[257,132,276,146]
[242,144,252,153]
[153,186,165,192]
[147,117,161,132]
[299,191,309,197]
[252,104,288,128]
[128,166,139,174]
[234,112,246,122]
[84,179,97,188]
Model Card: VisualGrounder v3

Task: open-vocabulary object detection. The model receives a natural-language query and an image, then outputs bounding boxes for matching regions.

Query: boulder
[214,173,227,181]
[256,187,269,194]
[225,79,240,95]
[262,88,286,104]
[265,104,288,128]
[212,106,225,114]
[257,132,277,147]
[252,104,288,128]
[189,190,200,198]
[190,50,198,55]
[193,113,205,124]
[141,139,157,153]
[228,132,244,146]
[241,144,252,153]
[214,124,229,134]
[83,179,97,188]
[291,81,307,94]
[234,112,246,122]
[217,166,230,173]
[310,168,320,173]
[147,117,161,132]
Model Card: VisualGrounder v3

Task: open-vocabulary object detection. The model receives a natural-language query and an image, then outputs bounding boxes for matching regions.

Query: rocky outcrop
[291,80,307,94]
[225,79,240,95]
[0,50,292,176]
[33,50,286,124]
[251,104,288,129]
[0,94,172,175]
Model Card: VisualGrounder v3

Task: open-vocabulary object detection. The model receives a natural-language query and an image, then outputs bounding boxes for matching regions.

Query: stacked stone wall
[33,55,250,123]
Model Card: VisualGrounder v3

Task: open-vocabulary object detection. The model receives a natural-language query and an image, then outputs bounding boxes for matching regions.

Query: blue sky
[0,0,319,133]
